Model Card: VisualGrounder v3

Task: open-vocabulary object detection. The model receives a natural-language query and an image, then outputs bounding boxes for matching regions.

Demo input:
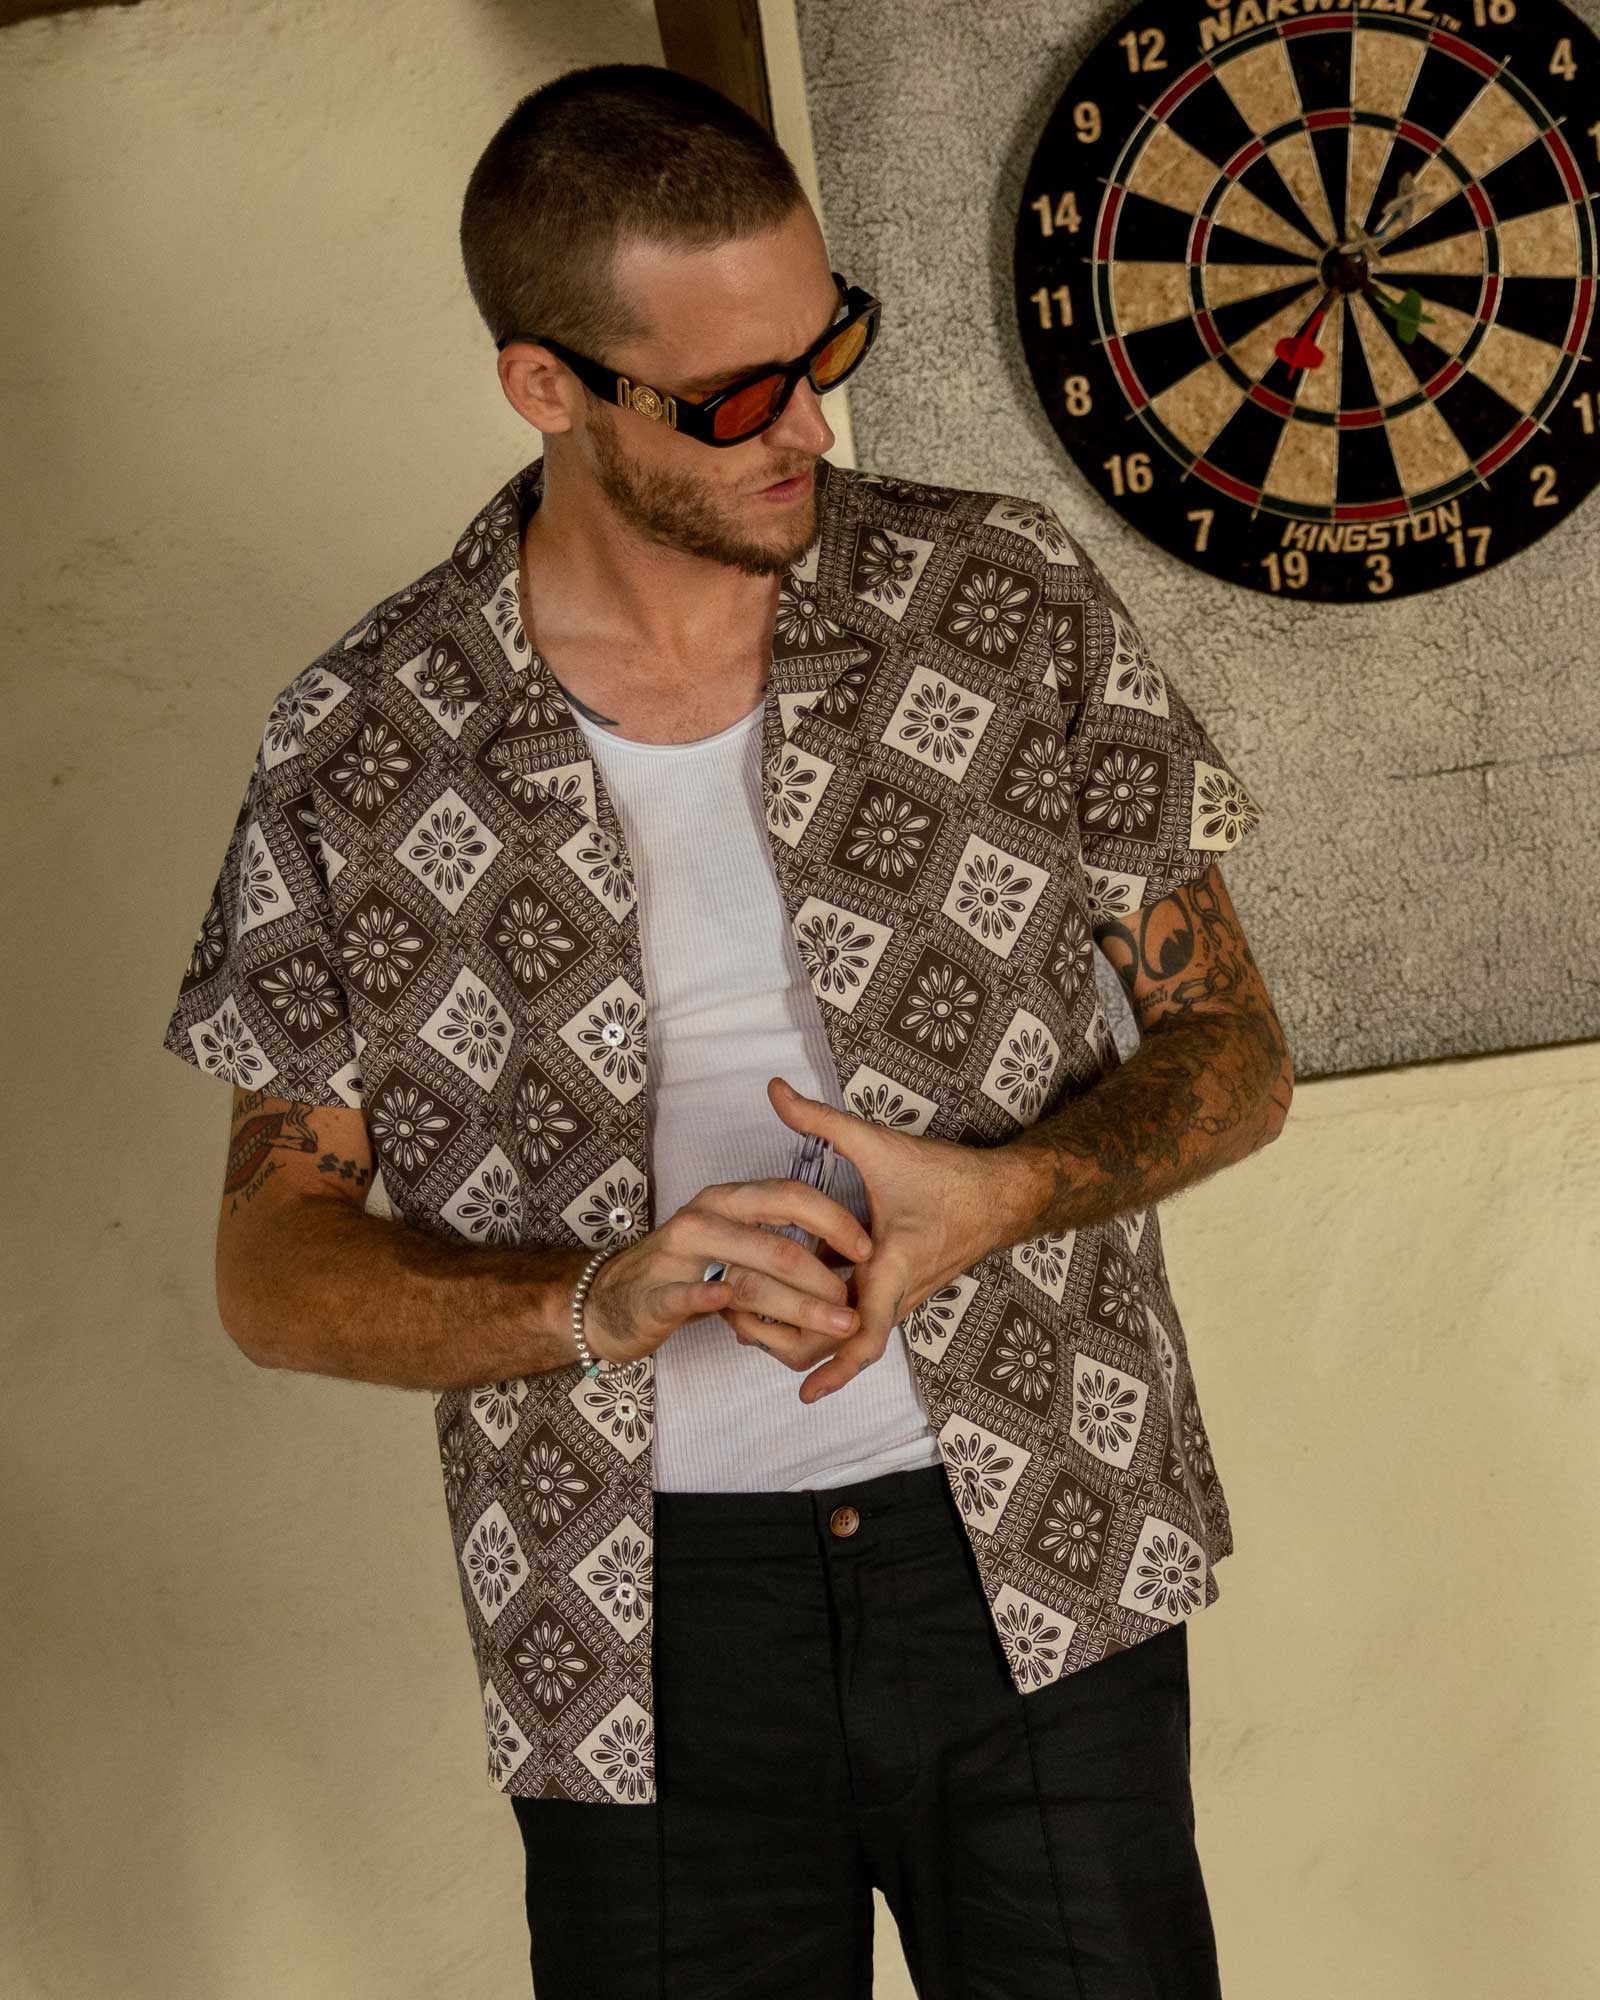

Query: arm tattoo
[1095,865,1256,1017]
[1095,866,1293,1121]
[225,1091,370,1213]
[1006,870,1293,1241]
[1011,1016,1283,1240]
[1096,897,1198,999]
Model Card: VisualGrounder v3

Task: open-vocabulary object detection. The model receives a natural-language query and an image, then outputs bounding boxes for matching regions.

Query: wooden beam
[0,0,142,25]
[653,0,774,137]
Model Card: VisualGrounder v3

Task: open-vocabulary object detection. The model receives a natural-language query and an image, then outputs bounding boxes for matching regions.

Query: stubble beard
[588,406,817,579]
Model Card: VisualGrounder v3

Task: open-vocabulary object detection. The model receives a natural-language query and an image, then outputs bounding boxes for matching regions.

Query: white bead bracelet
[570,1245,621,1378]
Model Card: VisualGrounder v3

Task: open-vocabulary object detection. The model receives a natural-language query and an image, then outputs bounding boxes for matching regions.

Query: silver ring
[703,1261,727,1284]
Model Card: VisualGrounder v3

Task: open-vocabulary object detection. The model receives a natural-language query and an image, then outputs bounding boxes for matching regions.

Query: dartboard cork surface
[1014,0,1600,598]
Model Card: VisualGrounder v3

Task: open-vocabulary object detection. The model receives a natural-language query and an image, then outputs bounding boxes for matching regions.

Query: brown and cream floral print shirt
[163,452,1266,1802]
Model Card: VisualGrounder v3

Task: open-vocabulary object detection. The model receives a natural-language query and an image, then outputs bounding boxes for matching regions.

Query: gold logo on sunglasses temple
[618,378,677,428]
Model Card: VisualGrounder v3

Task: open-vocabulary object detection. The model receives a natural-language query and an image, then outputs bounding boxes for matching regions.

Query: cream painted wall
[2,1,1596,1996]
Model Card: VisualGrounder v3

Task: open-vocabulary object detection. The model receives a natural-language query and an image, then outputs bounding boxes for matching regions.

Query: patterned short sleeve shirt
[163,454,1265,1802]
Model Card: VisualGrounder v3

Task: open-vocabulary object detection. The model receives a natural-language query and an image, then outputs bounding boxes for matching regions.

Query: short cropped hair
[459,62,807,357]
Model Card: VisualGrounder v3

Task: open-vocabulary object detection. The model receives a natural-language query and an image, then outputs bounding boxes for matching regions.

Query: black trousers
[511,1461,1223,1999]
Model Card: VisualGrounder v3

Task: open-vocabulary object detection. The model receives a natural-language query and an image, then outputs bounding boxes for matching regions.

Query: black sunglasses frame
[495,272,881,447]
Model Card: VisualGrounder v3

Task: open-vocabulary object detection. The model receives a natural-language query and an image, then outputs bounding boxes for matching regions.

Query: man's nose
[767,375,835,458]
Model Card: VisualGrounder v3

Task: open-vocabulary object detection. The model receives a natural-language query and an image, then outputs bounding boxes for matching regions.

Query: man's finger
[799,1258,911,1402]
[797,1316,890,1403]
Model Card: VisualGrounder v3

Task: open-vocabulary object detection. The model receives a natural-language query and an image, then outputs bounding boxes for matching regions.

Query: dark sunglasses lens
[712,372,788,441]
[813,316,871,388]
[704,309,876,440]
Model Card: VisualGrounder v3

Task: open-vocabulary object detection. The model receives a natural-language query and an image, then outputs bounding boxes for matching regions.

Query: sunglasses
[496,271,881,447]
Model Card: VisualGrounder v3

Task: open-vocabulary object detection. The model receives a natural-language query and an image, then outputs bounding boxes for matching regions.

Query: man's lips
[755,468,814,497]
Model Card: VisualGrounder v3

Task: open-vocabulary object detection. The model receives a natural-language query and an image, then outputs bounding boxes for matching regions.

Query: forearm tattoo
[225,1090,371,1214]
[1015,869,1293,1238]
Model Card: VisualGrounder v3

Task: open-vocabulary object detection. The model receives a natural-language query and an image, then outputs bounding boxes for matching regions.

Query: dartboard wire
[1021,23,1600,590]
[1356,119,1459,265]
[1345,65,1407,252]
[1352,256,1563,453]
[1094,274,1522,528]
[1087,240,1328,465]
[1272,25,1346,253]
[1081,74,1592,520]
[1085,252,1327,372]
[1373,95,1579,269]
[1085,172,1327,293]
[1107,88,1338,261]
[1363,100,1597,433]
[1367,56,1510,258]
[1243,349,1318,526]
[1343,39,1497,259]
[1366,198,1584,453]
[1103,74,1335,260]
[1214,60,1340,256]
[1347,290,1466,507]
[1379,189,1600,295]
[1116,82,1336,255]
[1193,283,1352,514]
[1093,303,1557,521]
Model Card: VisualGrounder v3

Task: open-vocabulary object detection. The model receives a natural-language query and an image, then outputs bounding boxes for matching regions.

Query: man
[163,61,1291,2000]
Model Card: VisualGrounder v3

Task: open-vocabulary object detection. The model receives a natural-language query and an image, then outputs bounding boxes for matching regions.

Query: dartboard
[1013,0,1600,599]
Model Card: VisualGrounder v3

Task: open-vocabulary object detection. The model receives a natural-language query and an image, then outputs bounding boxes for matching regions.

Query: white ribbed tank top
[566,697,943,1493]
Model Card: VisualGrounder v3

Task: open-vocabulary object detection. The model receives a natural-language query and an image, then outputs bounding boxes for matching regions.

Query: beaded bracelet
[570,1244,622,1378]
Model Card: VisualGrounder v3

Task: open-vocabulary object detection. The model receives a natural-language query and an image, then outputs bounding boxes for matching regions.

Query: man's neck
[520,466,786,685]
[517,472,787,742]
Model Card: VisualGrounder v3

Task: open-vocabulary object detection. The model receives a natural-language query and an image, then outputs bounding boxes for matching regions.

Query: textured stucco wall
[794,0,1600,1081]
[3,2,1597,1997]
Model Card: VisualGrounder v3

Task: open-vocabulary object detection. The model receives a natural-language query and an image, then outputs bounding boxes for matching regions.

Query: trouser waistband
[650,1461,954,1559]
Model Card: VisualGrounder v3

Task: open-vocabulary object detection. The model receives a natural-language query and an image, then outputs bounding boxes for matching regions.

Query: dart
[1275,326,1325,371]
[1353,171,1423,253]
[1275,290,1334,373]
[1342,171,1425,257]
[1369,284,1435,343]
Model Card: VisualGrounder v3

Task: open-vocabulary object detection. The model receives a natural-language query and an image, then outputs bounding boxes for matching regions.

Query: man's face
[576,202,842,579]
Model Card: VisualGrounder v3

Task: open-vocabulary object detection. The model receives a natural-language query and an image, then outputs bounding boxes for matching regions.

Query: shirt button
[600,1023,625,1046]
[828,1505,860,1538]
[607,1206,631,1229]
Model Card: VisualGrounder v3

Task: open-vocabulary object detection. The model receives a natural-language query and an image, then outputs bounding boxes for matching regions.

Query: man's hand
[765,1076,1008,1405]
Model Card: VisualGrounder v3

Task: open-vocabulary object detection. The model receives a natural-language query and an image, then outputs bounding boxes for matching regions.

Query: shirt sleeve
[1045,526,1266,916]
[160,689,362,1107]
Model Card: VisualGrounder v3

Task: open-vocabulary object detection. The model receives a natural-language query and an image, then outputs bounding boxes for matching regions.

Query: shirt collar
[436,449,872,731]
